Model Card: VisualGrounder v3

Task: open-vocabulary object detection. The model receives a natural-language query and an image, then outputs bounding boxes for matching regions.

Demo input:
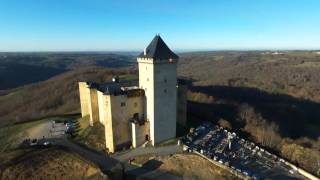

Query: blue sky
[0,0,319,51]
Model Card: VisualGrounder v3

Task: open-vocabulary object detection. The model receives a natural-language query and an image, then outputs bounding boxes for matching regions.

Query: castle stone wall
[131,121,150,148]
[78,82,90,117]
[103,95,115,153]
[88,88,100,126]
[177,84,187,127]
[97,90,106,124]
[138,58,177,145]
[109,95,144,151]
[153,62,177,144]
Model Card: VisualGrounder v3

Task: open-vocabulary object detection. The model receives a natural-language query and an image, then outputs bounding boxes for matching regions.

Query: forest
[180,51,320,176]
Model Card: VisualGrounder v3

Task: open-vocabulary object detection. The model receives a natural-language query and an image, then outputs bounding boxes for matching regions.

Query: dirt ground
[0,148,108,180]
[25,121,52,139]
[134,153,239,180]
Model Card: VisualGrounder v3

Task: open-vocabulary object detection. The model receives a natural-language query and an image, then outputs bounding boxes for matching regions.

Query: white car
[43,141,54,146]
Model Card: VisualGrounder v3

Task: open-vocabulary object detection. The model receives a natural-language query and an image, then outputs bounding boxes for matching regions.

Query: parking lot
[181,122,306,179]
[22,118,79,147]
[50,121,66,137]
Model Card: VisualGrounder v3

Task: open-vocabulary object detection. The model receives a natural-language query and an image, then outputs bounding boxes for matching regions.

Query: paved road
[53,138,181,180]
[53,138,124,179]
[113,145,183,162]
[112,145,183,179]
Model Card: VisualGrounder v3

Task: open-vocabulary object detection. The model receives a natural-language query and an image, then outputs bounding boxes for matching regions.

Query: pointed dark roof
[138,35,179,59]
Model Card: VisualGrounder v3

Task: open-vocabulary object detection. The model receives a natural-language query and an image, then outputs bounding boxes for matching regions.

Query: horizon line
[1,48,320,54]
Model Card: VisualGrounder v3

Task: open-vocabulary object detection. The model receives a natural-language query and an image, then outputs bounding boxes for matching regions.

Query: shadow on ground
[125,159,164,179]
[189,85,320,140]
[142,159,163,171]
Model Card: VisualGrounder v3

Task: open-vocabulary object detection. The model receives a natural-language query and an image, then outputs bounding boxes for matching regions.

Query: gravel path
[113,145,183,162]
[54,138,181,180]
[25,121,66,139]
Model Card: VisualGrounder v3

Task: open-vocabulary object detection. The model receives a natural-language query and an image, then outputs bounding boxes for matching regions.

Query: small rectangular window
[121,102,126,107]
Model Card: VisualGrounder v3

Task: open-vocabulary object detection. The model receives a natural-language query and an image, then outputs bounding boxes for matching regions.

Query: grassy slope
[0,67,136,127]
[0,148,107,180]
[75,116,106,152]
[0,116,107,180]
[134,154,238,180]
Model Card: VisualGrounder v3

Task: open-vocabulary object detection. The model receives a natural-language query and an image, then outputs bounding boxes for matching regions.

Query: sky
[0,0,320,51]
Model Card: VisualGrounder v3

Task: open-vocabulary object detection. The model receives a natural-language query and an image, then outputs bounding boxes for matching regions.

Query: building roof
[87,80,142,96]
[138,35,179,60]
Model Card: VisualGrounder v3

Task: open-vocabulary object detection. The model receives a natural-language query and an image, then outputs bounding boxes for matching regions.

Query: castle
[78,35,187,153]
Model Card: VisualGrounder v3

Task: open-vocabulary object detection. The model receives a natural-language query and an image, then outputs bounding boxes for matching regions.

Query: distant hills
[0,52,135,90]
[179,51,320,102]
[0,62,66,90]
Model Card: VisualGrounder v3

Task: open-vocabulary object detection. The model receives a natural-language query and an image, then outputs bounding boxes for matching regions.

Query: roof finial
[144,47,147,56]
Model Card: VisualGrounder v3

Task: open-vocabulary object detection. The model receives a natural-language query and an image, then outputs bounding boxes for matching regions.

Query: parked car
[30,139,38,146]
[43,141,55,146]
[64,119,74,124]
[65,126,74,134]
[65,122,74,127]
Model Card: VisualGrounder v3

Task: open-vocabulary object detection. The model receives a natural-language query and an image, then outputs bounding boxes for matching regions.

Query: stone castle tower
[137,35,179,145]
[79,35,186,152]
